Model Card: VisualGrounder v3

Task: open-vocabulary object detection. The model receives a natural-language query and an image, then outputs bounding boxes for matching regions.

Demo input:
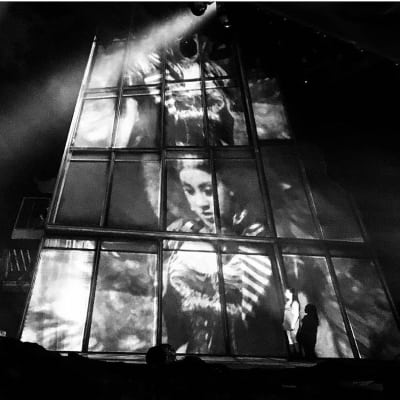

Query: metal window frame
[27,25,399,359]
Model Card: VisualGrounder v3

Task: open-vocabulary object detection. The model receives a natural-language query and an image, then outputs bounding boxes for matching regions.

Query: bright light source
[190,2,209,16]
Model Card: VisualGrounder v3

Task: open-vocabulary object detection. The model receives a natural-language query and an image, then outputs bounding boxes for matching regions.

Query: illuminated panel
[107,158,160,230]
[114,95,160,148]
[166,36,201,81]
[89,247,157,352]
[167,158,216,233]
[162,241,224,354]
[283,255,353,357]
[248,77,290,140]
[56,161,108,226]
[21,248,93,351]
[261,146,319,239]
[88,41,125,89]
[222,249,286,356]
[165,82,204,146]
[333,258,400,359]
[301,147,363,241]
[206,82,248,146]
[124,40,162,86]
[73,98,115,148]
[215,158,269,236]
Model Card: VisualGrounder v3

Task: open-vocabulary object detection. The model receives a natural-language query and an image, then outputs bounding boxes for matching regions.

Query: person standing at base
[282,287,300,358]
[297,303,319,360]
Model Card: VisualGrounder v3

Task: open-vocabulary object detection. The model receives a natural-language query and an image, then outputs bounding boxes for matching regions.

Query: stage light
[216,3,232,29]
[190,2,209,16]
[179,36,198,58]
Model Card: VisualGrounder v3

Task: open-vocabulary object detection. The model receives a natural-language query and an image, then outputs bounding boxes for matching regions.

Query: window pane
[249,77,290,140]
[203,37,236,78]
[44,239,95,249]
[167,159,215,234]
[21,249,93,351]
[301,146,363,241]
[165,85,204,146]
[162,242,224,354]
[166,35,201,81]
[88,41,125,89]
[206,86,248,146]
[332,258,400,359]
[74,99,115,148]
[261,146,318,239]
[283,255,353,358]
[223,252,286,356]
[56,162,108,226]
[124,40,162,86]
[215,159,269,236]
[89,251,157,352]
[107,161,160,230]
[114,95,160,148]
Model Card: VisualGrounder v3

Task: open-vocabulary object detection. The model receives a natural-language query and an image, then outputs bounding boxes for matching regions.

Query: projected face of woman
[179,167,233,231]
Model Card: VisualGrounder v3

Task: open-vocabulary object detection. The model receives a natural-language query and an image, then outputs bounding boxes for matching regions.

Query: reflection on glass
[107,161,160,230]
[114,96,160,148]
[44,239,95,250]
[249,77,290,140]
[166,35,201,81]
[215,159,269,236]
[222,252,286,356]
[89,251,157,352]
[21,249,93,351]
[167,159,215,234]
[124,40,162,86]
[162,242,224,354]
[88,41,125,88]
[56,161,108,226]
[333,258,400,359]
[283,255,353,357]
[165,87,204,146]
[301,146,363,241]
[74,99,115,148]
[261,146,318,239]
[207,86,248,146]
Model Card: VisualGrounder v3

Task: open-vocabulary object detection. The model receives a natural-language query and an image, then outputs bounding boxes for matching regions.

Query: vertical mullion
[156,241,163,345]
[324,247,361,358]
[48,40,97,225]
[159,52,167,231]
[200,39,229,353]
[82,241,102,352]
[233,41,277,239]
[156,51,168,346]
[234,40,289,317]
[100,40,129,227]
[100,154,115,227]
[293,147,325,240]
[200,40,222,235]
[216,246,231,355]
[271,243,289,356]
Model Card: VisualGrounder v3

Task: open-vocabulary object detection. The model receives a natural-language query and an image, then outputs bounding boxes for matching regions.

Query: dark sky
[0,2,400,312]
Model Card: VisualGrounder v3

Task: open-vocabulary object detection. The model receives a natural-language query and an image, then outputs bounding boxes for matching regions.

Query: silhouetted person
[297,304,319,360]
[145,343,176,367]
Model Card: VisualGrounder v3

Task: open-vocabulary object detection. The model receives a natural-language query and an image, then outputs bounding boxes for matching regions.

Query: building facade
[19,6,400,359]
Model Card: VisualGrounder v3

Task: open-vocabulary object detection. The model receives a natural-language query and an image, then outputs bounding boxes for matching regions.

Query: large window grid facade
[20,21,400,359]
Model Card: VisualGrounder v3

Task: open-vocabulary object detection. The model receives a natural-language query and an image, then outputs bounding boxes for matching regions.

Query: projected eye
[202,185,213,197]
[182,184,195,196]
